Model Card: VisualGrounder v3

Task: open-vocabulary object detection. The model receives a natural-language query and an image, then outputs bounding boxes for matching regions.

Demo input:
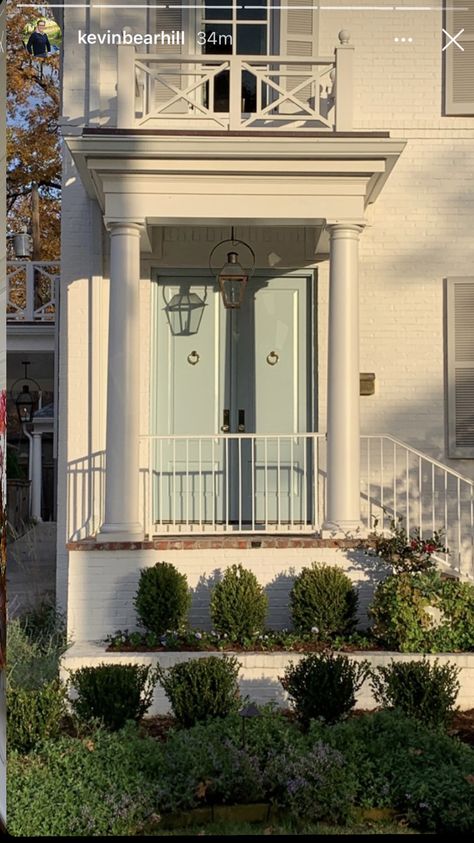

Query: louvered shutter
[445,1,474,115]
[447,278,474,457]
[279,1,319,111]
[151,3,185,112]
[280,0,318,58]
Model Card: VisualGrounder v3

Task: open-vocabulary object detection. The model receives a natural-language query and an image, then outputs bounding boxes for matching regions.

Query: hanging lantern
[10,361,41,425]
[209,228,256,310]
[16,384,35,424]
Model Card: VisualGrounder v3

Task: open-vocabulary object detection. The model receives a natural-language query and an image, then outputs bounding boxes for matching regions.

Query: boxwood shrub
[371,658,460,729]
[210,564,268,642]
[156,654,241,727]
[280,651,371,727]
[290,563,358,639]
[134,562,190,636]
[69,663,158,730]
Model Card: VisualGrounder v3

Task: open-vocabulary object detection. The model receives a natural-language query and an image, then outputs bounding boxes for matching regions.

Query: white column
[31,432,42,522]
[324,223,363,533]
[97,222,144,542]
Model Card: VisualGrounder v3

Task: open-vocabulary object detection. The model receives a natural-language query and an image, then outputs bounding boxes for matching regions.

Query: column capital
[104,219,145,236]
[326,222,366,238]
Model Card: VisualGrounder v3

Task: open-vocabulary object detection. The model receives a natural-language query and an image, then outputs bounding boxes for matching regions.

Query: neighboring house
[58,2,474,646]
[6,260,59,528]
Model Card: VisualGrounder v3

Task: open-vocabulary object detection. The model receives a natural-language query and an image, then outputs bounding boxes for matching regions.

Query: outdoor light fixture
[15,385,35,424]
[11,361,41,425]
[7,227,32,259]
[164,289,207,336]
[238,702,261,748]
[209,227,256,309]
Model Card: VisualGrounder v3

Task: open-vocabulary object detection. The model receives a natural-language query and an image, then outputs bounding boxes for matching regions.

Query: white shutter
[447,278,474,457]
[279,1,319,110]
[151,3,184,111]
[280,0,319,59]
[445,1,474,115]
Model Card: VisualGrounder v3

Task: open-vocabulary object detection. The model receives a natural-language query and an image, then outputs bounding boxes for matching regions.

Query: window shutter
[150,5,184,111]
[445,1,474,115]
[280,0,319,58]
[279,0,319,111]
[447,278,474,457]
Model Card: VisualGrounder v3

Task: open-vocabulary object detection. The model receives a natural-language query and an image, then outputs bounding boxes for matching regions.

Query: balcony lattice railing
[117,32,354,131]
[7,261,59,322]
[67,434,474,580]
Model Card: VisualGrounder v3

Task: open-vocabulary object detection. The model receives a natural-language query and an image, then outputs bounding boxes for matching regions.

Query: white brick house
[57,2,474,644]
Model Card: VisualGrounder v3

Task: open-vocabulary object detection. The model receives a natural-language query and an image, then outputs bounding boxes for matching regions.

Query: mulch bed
[107,641,384,654]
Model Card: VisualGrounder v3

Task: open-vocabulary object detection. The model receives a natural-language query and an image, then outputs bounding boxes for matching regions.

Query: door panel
[152,272,313,528]
[152,277,228,524]
[236,276,311,524]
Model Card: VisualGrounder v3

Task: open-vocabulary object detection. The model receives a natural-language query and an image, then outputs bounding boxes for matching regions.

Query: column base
[321,521,368,540]
[96,522,144,543]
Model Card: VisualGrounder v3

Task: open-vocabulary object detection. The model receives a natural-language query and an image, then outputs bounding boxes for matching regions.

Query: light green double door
[151,272,313,529]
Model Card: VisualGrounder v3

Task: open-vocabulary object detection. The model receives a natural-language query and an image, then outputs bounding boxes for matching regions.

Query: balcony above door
[117,32,355,132]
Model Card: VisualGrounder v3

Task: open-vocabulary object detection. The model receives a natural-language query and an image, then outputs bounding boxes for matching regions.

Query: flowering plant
[368,516,448,574]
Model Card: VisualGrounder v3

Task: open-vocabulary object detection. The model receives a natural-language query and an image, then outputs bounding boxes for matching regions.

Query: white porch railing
[117,33,354,131]
[66,433,474,579]
[139,433,326,536]
[6,261,59,322]
[360,435,474,579]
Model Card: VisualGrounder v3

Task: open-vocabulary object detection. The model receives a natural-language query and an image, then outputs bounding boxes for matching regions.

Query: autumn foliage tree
[6,1,61,260]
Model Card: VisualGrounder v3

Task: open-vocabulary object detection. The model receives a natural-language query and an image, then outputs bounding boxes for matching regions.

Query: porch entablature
[66,134,406,236]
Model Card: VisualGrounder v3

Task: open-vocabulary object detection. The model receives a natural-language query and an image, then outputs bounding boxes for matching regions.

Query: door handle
[221,409,230,433]
[238,409,245,433]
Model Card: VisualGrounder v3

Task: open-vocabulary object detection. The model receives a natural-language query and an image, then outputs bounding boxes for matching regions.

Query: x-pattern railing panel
[133,54,336,130]
[136,57,232,128]
[7,262,59,322]
[240,60,334,129]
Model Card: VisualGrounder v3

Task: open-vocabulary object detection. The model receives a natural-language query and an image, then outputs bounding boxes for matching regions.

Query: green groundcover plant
[7,725,161,837]
[7,711,474,835]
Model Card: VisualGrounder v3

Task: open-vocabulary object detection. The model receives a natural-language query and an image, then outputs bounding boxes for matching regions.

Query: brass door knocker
[266,350,279,366]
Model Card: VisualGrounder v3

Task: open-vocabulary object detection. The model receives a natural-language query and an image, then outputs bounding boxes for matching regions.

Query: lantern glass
[218,252,248,309]
[166,291,206,335]
[16,385,35,424]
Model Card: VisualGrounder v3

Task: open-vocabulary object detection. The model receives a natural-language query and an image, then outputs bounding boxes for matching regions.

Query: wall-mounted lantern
[165,289,207,336]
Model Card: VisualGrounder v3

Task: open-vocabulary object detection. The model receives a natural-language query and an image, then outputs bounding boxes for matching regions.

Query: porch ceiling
[65,132,406,230]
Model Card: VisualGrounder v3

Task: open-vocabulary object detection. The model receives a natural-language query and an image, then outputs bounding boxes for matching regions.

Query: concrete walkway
[7,523,57,617]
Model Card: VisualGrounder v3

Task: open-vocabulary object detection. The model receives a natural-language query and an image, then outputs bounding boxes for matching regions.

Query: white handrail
[364,434,474,488]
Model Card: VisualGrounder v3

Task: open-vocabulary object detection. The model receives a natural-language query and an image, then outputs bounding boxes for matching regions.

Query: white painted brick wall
[62,642,474,713]
[58,9,474,618]
[67,547,380,642]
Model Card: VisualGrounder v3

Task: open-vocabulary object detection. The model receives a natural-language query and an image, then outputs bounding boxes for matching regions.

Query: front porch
[67,433,474,579]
